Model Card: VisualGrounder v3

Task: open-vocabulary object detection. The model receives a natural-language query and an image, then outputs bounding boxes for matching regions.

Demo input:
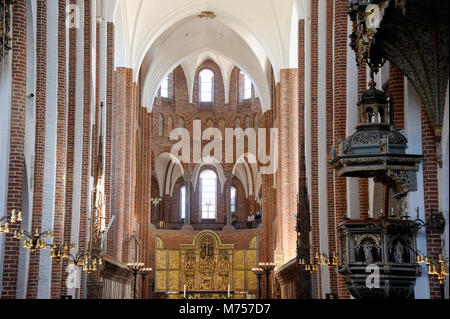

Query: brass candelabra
[417,253,449,299]
[0,209,23,234]
[299,252,338,273]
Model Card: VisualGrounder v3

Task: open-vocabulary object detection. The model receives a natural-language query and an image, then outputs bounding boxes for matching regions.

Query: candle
[227,285,230,298]
[183,285,186,298]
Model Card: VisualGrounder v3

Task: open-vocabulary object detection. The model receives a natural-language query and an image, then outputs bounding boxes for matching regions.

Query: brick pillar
[333,0,351,299]
[1,0,27,299]
[389,63,405,131]
[277,68,299,266]
[358,64,369,219]
[113,67,127,262]
[421,108,443,299]
[27,0,47,299]
[326,0,338,295]
[310,0,320,299]
[223,173,233,230]
[105,22,115,258]
[182,174,194,231]
[78,0,93,296]
[61,0,78,295]
[122,69,133,261]
[51,0,68,299]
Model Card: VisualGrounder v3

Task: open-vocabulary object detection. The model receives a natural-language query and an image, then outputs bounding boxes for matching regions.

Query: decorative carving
[169,250,180,270]
[156,250,167,270]
[155,271,167,291]
[156,231,257,296]
[337,219,421,299]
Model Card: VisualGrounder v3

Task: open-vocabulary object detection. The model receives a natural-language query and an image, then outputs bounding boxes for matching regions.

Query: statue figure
[363,243,374,264]
[394,241,404,263]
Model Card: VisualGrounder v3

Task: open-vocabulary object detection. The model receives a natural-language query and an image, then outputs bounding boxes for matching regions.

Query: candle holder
[0,209,23,234]
[17,228,54,252]
[258,262,275,299]
[139,267,153,299]
[417,253,449,299]
[251,267,264,299]
[128,262,144,299]
[49,242,76,263]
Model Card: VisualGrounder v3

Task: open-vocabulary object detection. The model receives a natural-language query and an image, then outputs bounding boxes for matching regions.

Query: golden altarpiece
[155,231,258,299]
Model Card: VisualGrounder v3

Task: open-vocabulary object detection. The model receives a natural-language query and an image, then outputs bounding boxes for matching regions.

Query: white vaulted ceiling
[106,0,309,113]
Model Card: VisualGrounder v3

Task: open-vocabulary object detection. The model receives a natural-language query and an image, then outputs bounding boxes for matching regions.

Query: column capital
[184,172,193,182]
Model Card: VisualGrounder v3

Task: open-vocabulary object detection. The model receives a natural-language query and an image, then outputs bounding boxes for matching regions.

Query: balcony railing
[152,220,262,231]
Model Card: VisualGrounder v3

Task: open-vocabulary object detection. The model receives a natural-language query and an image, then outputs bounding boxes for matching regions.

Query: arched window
[160,75,169,98]
[200,169,217,219]
[180,185,186,219]
[199,69,214,102]
[243,72,252,99]
[230,186,237,213]
[167,116,174,134]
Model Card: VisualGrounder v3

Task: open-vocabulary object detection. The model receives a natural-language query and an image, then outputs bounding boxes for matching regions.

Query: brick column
[78,0,93,296]
[1,0,27,299]
[51,0,68,299]
[61,0,78,295]
[223,173,234,230]
[105,22,115,258]
[182,174,194,231]
[27,0,47,299]
[358,64,369,219]
[333,0,351,299]
[326,0,338,295]
[277,68,299,265]
[310,0,320,299]
[389,63,405,131]
[421,108,443,299]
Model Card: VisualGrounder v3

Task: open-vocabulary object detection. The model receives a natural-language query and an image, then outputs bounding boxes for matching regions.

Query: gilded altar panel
[169,250,180,270]
[245,250,257,269]
[155,231,259,297]
[233,270,245,291]
[155,271,167,291]
[156,249,167,270]
[233,250,245,270]
[168,270,180,290]
[246,270,257,291]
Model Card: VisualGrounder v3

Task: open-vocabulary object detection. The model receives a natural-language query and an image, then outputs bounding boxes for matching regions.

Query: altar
[154,231,258,298]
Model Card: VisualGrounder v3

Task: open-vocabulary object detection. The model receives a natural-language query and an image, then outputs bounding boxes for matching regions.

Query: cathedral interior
[0,0,448,300]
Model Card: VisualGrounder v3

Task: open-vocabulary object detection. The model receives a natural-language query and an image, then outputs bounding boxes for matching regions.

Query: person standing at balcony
[255,211,262,226]
[248,212,255,229]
